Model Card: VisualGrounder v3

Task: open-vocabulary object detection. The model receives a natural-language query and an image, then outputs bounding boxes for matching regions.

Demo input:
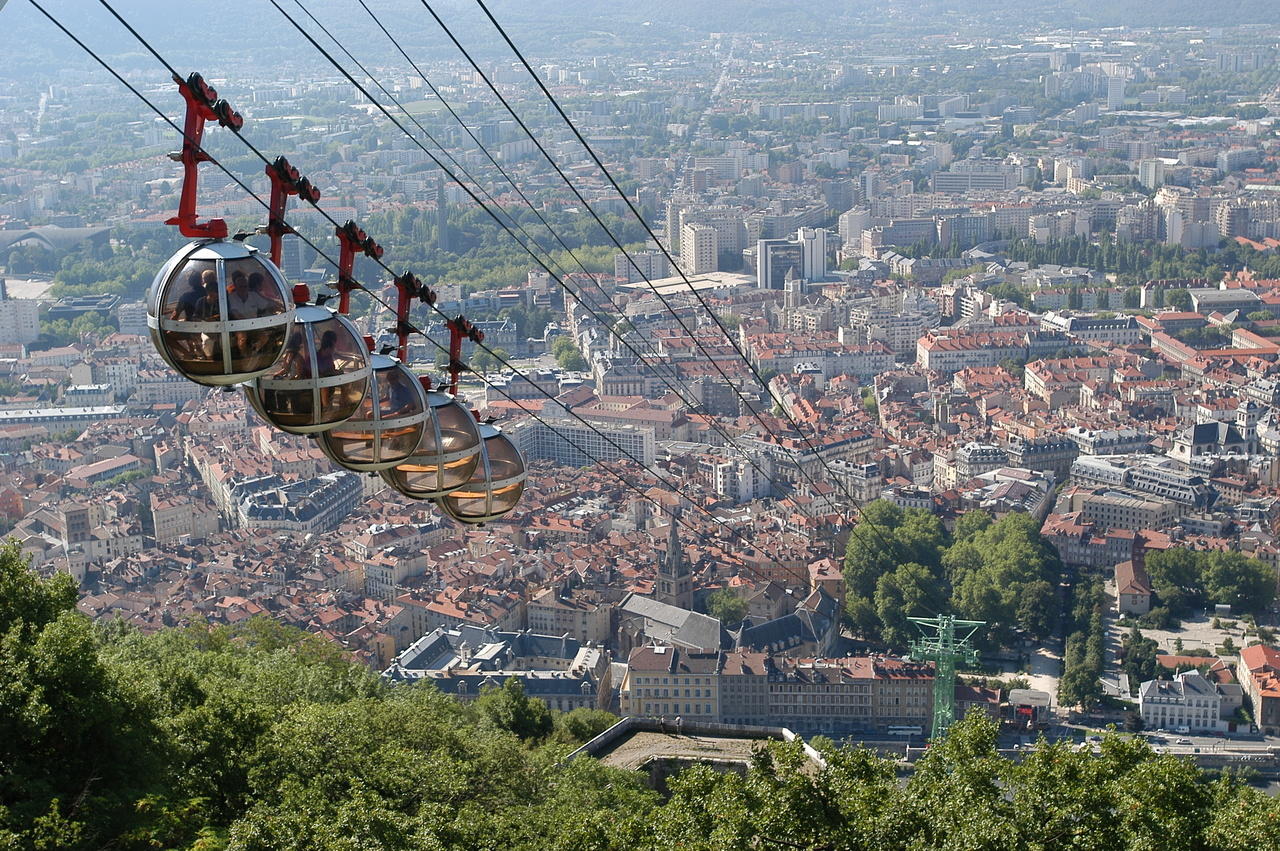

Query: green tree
[474,677,553,741]
[1203,551,1275,615]
[1166,288,1192,310]
[1146,548,1203,616]
[0,543,166,849]
[1016,580,1057,640]
[555,345,587,372]
[951,510,992,543]
[706,588,748,626]
[874,562,938,648]
[554,707,617,745]
[1122,627,1161,692]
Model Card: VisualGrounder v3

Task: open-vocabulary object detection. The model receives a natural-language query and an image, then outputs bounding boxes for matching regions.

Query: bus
[887,726,924,737]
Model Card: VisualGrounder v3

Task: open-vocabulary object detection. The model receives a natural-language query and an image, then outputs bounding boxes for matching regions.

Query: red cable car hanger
[166,72,243,240]
[264,155,320,267]
[334,220,383,316]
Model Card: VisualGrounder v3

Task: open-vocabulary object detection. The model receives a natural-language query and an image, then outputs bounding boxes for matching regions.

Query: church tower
[1237,399,1261,453]
[656,512,693,610]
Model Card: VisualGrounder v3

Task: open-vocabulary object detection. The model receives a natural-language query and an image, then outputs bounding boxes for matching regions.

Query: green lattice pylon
[907,615,984,738]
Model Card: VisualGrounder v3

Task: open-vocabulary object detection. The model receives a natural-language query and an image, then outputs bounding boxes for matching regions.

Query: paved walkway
[596,730,767,771]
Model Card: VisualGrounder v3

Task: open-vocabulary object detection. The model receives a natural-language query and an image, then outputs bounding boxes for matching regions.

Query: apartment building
[1239,645,1280,735]
[620,648,937,734]
[622,645,722,720]
[527,585,613,645]
[510,416,657,468]
[1072,489,1177,531]
[1138,671,1225,733]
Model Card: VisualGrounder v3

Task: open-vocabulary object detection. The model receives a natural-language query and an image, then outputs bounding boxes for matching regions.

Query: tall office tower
[756,238,804,290]
[280,234,304,281]
[1138,159,1166,190]
[1215,203,1251,239]
[860,170,881,201]
[680,224,718,275]
[1106,77,1126,110]
[665,194,694,253]
[796,227,829,282]
[1050,51,1081,71]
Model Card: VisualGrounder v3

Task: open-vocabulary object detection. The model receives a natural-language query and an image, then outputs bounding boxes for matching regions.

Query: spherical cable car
[243,291,371,434]
[317,353,430,472]
[147,240,294,386]
[434,423,526,526]
[380,388,482,500]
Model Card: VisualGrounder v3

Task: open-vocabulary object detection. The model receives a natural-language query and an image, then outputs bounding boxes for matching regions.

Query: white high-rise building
[1138,159,1165,190]
[614,249,670,283]
[680,223,718,275]
[116,301,148,337]
[796,227,829,282]
[0,285,39,345]
[838,207,871,247]
[860,170,881,201]
[1106,77,1127,110]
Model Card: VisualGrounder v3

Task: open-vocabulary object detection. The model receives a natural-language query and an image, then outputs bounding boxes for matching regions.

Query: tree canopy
[1146,549,1275,616]
[844,506,1063,649]
[2,544,1280,849]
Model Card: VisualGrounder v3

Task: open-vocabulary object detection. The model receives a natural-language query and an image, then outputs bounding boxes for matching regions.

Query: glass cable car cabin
[434,423,526,525]
[243,303,371,434]
[317,354,429,472]
[147,240,294,386]
[381,390,482,500]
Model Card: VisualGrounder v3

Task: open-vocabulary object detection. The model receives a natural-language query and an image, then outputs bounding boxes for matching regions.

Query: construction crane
[908,615,984,738]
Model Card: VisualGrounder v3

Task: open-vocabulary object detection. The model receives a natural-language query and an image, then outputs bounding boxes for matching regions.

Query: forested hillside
[2,542,1279,850]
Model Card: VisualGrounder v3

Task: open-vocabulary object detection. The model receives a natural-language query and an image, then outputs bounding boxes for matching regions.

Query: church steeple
[656,510,693,609]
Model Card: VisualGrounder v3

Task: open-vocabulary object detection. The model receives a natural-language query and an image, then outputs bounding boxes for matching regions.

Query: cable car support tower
[908,615,984,738]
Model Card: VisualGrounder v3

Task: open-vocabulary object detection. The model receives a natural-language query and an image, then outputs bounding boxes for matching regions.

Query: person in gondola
[195,269,223,364]
[315,330,342,412]
[273,334,311,419]
[381,372,417,416]
[168,270,210,364]
[198,269,221,320]
[227,270,273,365]
[171,270,206,321]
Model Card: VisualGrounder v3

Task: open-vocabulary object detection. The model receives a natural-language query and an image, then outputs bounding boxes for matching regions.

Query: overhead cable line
[467,0,916,564]
[414,0,878,542]
[33,0,728,557]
